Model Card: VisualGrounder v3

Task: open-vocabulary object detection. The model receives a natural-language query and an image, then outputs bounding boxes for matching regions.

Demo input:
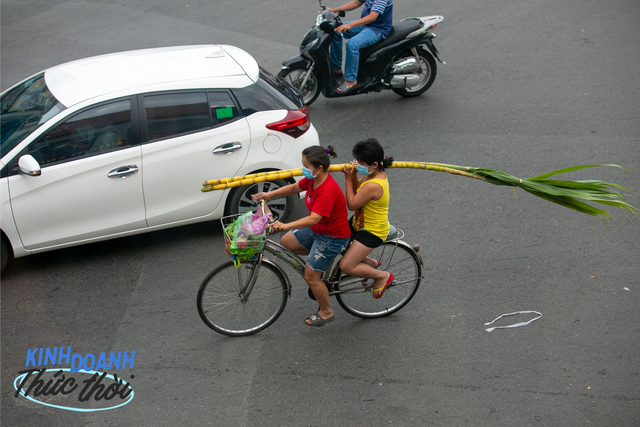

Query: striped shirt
[359,0,394,38]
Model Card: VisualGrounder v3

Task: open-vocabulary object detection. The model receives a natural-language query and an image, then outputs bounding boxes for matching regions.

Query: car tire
[1,235,10,274]
[224,179,294,222]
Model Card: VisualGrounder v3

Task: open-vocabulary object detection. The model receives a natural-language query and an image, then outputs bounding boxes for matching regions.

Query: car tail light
[266,106,310,138]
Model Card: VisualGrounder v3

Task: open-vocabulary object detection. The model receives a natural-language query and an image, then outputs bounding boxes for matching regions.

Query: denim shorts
[291,227,350,272]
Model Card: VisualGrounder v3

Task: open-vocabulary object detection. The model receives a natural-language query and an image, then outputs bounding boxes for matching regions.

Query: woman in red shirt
[253,146,350,327]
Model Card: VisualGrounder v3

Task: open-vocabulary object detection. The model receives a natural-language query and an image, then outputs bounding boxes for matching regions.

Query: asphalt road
[2,0,639,426]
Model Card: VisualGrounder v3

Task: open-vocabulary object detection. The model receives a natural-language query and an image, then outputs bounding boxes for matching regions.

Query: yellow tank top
[351,177,390,241]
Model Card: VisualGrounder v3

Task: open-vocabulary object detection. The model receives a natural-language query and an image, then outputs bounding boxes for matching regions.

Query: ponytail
[302,145,337,171]
[380,156,394,171]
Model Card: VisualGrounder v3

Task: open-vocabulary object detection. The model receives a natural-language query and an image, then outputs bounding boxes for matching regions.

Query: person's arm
[342,162,360,209]
[333,0,380,33]
[271,212,322,232]
[345,181,382,211]
[329,0,363,14]
[252,182,301,202]
[336,12,378,33]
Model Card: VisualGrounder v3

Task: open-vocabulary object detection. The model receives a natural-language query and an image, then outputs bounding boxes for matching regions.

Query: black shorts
[349,217,384,249]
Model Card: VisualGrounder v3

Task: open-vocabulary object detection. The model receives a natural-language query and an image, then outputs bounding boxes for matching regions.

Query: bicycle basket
[221,211,266,261]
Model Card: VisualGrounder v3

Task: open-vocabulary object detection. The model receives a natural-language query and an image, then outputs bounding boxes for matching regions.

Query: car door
[7,98,146,250]
[140,91,251,227]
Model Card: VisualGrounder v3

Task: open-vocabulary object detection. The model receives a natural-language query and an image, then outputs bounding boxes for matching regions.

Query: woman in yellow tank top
[340,138,395,299]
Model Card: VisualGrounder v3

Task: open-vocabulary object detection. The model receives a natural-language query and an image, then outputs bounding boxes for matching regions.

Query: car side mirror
[18,155,42,176]
[339,10,346,17]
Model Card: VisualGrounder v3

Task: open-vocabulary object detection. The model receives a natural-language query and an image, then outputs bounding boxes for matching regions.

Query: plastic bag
[226,210,272,263]
[232,211,255,249]
[250,211,272,235]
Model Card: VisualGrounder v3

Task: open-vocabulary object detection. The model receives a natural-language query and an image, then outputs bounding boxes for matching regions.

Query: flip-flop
[337,82,355,94]
[305,312,335,327]
[372,273,395,299]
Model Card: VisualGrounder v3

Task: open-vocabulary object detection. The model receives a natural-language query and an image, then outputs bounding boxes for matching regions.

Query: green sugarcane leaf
[535,179,632,192]
[528,164,633,181]
[524,190,613,223]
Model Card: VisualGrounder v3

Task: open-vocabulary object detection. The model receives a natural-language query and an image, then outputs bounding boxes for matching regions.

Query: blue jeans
[291,227,349,272]
[330,23,383,82]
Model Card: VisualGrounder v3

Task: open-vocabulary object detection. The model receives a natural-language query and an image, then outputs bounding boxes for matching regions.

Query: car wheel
[1,235,10,274]
[225,179,294,222]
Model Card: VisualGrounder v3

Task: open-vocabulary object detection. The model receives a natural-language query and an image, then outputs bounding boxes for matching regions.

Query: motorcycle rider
[329,0,394,93]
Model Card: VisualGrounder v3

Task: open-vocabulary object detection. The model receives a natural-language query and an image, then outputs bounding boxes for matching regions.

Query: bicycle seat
[385,224,398,241]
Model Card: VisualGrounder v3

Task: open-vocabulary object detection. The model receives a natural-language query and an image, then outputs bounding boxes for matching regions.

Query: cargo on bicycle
[196,200,423,336]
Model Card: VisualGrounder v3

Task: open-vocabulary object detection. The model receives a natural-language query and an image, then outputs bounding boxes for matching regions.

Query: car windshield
[1,73,66,157]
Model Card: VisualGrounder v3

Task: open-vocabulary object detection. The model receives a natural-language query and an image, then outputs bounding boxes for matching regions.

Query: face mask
[357,163,372,176]
[302,166,318,179]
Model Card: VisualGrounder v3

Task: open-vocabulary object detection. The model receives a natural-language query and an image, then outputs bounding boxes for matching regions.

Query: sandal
[372,273,395,299]
[305,312,335,327]
[337,82,355,94]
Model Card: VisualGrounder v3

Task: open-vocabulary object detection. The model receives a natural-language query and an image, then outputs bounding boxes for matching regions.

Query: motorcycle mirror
[339,10,346,17]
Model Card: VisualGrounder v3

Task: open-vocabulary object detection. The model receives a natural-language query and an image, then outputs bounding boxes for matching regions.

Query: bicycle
[196,200,424,336]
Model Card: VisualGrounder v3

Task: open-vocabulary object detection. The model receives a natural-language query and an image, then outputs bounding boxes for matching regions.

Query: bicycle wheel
[197,260,288,336]
[335,242,422,318]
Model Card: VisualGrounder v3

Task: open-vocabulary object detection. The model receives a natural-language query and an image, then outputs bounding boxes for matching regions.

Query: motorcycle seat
[360,19,423,58]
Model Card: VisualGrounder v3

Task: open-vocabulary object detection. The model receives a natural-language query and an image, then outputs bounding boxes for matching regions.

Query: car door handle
[108,165,139,178]
[213,142,242,155]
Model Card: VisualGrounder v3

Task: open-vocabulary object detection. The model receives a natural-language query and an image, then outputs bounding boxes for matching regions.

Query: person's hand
[270,220,289,232]
[252,192,271,201]
[342,161,356,178]
[335,23,352,34]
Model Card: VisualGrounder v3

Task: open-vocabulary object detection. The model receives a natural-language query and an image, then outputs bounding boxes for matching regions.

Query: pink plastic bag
[251,211,272,234]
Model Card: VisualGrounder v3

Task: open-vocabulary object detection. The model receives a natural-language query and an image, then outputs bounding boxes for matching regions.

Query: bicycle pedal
[361,280,372,292]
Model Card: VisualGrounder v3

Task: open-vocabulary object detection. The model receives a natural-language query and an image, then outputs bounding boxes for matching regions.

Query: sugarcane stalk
[201,162,637,224]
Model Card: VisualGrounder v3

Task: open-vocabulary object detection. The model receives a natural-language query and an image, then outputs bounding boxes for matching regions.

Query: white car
[0,45,319,272]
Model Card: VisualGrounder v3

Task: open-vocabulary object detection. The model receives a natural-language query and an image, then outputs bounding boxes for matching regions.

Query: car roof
[44,45,260,107]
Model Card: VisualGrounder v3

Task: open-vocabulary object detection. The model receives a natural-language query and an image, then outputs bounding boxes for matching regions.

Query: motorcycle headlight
[316,13,328,26]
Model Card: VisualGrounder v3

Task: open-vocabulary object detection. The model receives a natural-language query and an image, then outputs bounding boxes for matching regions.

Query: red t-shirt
[298,175,351,238]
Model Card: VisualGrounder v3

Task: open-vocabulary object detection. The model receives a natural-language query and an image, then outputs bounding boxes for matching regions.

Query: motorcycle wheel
[278,69,321,106]
[392,48,437,97]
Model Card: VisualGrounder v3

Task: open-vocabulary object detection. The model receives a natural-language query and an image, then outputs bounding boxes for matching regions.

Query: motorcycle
[278,0,445,106]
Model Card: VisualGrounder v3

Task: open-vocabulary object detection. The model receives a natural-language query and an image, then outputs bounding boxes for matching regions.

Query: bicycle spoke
[335,242,422,318]
[197,261,288,336]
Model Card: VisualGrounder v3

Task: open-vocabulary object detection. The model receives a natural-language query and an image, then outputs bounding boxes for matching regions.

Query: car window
[1,73,66,157]
[25,99,132,167]
[144,92,210,141]
[209,91,240,126]
[231,69,301,116]
[258,68,304,109]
